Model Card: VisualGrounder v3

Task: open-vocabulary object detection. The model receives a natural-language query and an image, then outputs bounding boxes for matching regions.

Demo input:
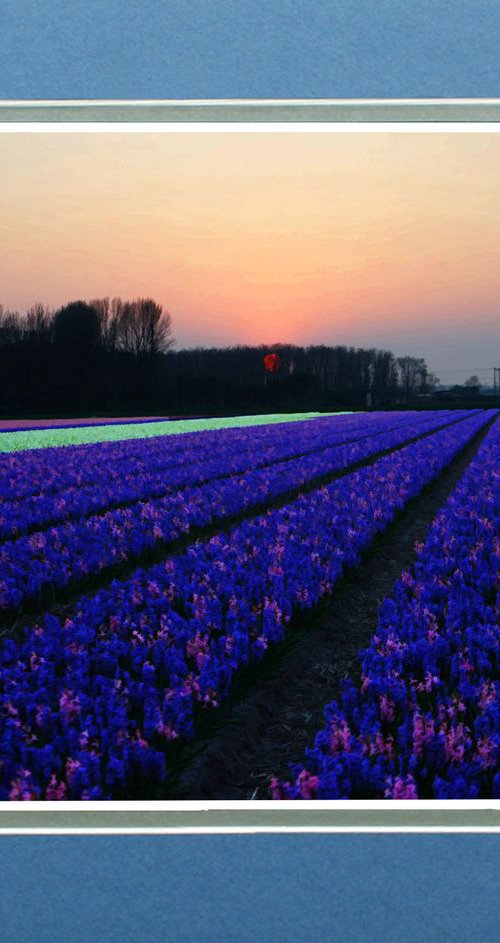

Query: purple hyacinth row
[272,416,500,800]
[0,411,494,799]
[0,411,457,503]
[0,412,481,612]
[0,411,455,541]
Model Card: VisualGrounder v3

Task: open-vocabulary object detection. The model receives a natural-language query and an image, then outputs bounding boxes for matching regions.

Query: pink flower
[59,689,81,722]
[441,722,471,764]
[297,769,319,799]
[30,652,45,671]
[165,583,176,602]
[46,774,67,800]
[476,736,497,769]
[186,633,208,660]
[156,722,178,741]
[361,674,371,694]
[412,713,435,756]
[3,701,19,719]
[270,776,287,800]
[414,671,440,693]
[380,695,396,722]
[384,775,418,799]
[460,660,474,674]
[329,718,352,755]
[202,690,219,709]
[366,733,394,760]
[9,770,38,801]
[268,564,284,576]
[29,532,46,552]
[479,681,496,709]
[183,675,201,699]
[134,731,149,748]
[66,758,82,784]
[192,594,208,619]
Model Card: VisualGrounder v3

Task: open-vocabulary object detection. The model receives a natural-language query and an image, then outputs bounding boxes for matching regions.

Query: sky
[0,130,499,382]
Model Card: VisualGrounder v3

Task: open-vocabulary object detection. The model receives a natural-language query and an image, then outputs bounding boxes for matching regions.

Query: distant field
[0,412,342,453]
[0,416,170,432]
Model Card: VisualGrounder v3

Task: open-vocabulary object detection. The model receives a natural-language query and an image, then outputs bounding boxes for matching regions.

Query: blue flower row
[0,411,449,540]
[1,412,407,502]
[0,411,494,799]
[0,413,480,612]
[0,417,311,501]
[273,416,500,799]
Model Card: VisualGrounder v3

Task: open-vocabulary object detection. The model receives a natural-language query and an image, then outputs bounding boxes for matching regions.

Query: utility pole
[494,367,500,395]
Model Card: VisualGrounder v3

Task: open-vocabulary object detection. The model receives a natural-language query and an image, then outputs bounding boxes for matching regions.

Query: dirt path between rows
[168,415,497,800]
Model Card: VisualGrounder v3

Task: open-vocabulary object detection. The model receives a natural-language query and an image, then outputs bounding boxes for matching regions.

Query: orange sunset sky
[0,130,499,381]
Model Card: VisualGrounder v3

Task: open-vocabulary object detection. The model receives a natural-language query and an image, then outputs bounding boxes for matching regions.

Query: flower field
[273,415,500,799]
[0,409,498,800]
[0,409,473,609]
[0,411,339,453]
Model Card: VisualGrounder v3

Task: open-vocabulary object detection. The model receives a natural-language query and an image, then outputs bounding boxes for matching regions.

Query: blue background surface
[1,834,500,942]
[1,0,500,101]
[2,5,500,937]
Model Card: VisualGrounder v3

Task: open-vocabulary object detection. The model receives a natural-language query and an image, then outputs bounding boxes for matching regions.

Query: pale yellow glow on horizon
[0,132,499,367]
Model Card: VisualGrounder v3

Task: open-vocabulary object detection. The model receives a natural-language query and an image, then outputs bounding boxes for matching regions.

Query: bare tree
[25,303,53,342]
[396,356,428,399]
[90,296,125,350]
[117,298,175,356]
[422,371,440,393]
[0,305,23,346]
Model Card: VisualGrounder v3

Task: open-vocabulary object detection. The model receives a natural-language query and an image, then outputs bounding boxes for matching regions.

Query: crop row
[0,412,484,612]
[0,410,460,503]
[0,412,340,454]
[0,411,440,538]
[0,412,494,799]
[0,411,340,454]
[0,416,171,434]
[273,416,500,799]
[0,410,468,542]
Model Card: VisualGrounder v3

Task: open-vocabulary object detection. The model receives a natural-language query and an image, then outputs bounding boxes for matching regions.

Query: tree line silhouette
[0,298,174,415]
[0,297,439,416]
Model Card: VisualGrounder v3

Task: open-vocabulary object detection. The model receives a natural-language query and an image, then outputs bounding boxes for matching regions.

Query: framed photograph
[1,110,500,942]
[1,112,499,812]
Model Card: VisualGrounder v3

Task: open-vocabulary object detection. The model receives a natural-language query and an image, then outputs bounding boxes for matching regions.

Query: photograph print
[0,128,499,802]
